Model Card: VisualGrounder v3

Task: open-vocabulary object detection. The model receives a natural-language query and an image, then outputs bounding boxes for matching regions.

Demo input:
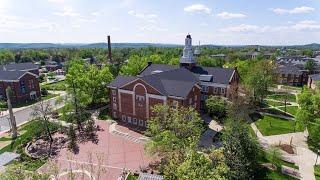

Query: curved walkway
[251,123,319,180]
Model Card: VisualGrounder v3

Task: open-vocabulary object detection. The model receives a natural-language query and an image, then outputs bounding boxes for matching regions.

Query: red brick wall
[0,73,40,104]
[134,84,147,119]
[108,80,201,129]
[120,93,133,115]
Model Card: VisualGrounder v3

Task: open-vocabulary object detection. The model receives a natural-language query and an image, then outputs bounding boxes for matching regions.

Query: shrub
[41,88,48,96]
[205,96,227,122]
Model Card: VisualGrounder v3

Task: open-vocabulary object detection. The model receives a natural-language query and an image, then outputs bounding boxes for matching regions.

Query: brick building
[275,56,320,86]
[0,71,40,104]
[107,34,239,128]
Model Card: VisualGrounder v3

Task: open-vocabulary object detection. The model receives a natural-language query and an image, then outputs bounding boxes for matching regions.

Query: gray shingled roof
[0,62,39,71]
[108,76,137,88]
[0,71,30,81]
[139,64,235,84]
[139,64,179,76]
[190,66,235,84]
[141,68,198,97]
[277,65,303,75]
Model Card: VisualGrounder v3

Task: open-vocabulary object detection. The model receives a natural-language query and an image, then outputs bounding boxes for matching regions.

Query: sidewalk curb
[0,93,65,118]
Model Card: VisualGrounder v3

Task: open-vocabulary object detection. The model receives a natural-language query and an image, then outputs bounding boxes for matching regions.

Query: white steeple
[180,34,196,64]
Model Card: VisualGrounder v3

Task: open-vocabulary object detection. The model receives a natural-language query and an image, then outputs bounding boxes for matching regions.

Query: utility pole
[6,87,17,139]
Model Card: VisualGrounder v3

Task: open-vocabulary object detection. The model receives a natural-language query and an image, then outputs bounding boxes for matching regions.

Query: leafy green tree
[146,105,204,155]
[205,96,227,121]
[305,59,315,72]
[176,148,216,180]
[296,88,320,150]
[0,49,14,64]
[245,60,276,103]
[65,59,90,130]
[85,65,113,105]
[68,125,78,153]
[120,55,148,76]
[222,119,260,179]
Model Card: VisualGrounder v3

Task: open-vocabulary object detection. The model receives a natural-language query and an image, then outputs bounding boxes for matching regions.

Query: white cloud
[221,20,320,33]
[53,6,80,17]
[0,14,59,32]
[128,10,157,23]
[271,6,315,14]
[217,12,246,19]
[184,4,211,14]
[292,20,320,30]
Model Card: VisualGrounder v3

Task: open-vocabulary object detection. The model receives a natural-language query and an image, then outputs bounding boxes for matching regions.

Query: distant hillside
[0,43,318,49]
[0,43,182,49]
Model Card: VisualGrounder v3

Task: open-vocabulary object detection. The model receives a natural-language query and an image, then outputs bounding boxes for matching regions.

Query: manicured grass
[0,120,60,171]
[266,169,298,180]
[315,165,320,179]
[41,80,67,91]
[267,93,297,103]
[281,85,303,91]
[258,149,299,179]
[255,115,302,136]
[41,93,58,101]
[265,100,286,107]
[126,173,138,180]
[280,159,299,170]
[279,106,299,116]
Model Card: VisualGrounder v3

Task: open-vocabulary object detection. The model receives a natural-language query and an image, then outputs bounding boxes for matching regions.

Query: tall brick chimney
[107,35,112,62]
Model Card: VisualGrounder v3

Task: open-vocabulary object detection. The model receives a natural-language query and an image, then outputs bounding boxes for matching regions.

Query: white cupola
[180,34,196,65]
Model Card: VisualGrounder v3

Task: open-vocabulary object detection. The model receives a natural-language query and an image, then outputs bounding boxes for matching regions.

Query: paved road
[0,94,65,133]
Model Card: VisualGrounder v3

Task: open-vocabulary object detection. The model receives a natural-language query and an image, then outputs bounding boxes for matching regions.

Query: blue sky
[0,0,319,45]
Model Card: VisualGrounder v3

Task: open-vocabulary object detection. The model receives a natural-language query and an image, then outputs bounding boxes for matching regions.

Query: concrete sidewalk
[251,123,318,180]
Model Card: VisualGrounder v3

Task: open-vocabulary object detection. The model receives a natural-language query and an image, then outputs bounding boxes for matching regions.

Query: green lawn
[41,93,58,101]
[0,120,60,171]
[258,151,299,180]
[315,165,320,180]
[281,85,303,91]
[255,115,302,136]
[267,93,297,103]
[279,106,299,116]
[41,80,67,91]
[126,173,138,180]
[266,170,298,180]
[265,100,287,107]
